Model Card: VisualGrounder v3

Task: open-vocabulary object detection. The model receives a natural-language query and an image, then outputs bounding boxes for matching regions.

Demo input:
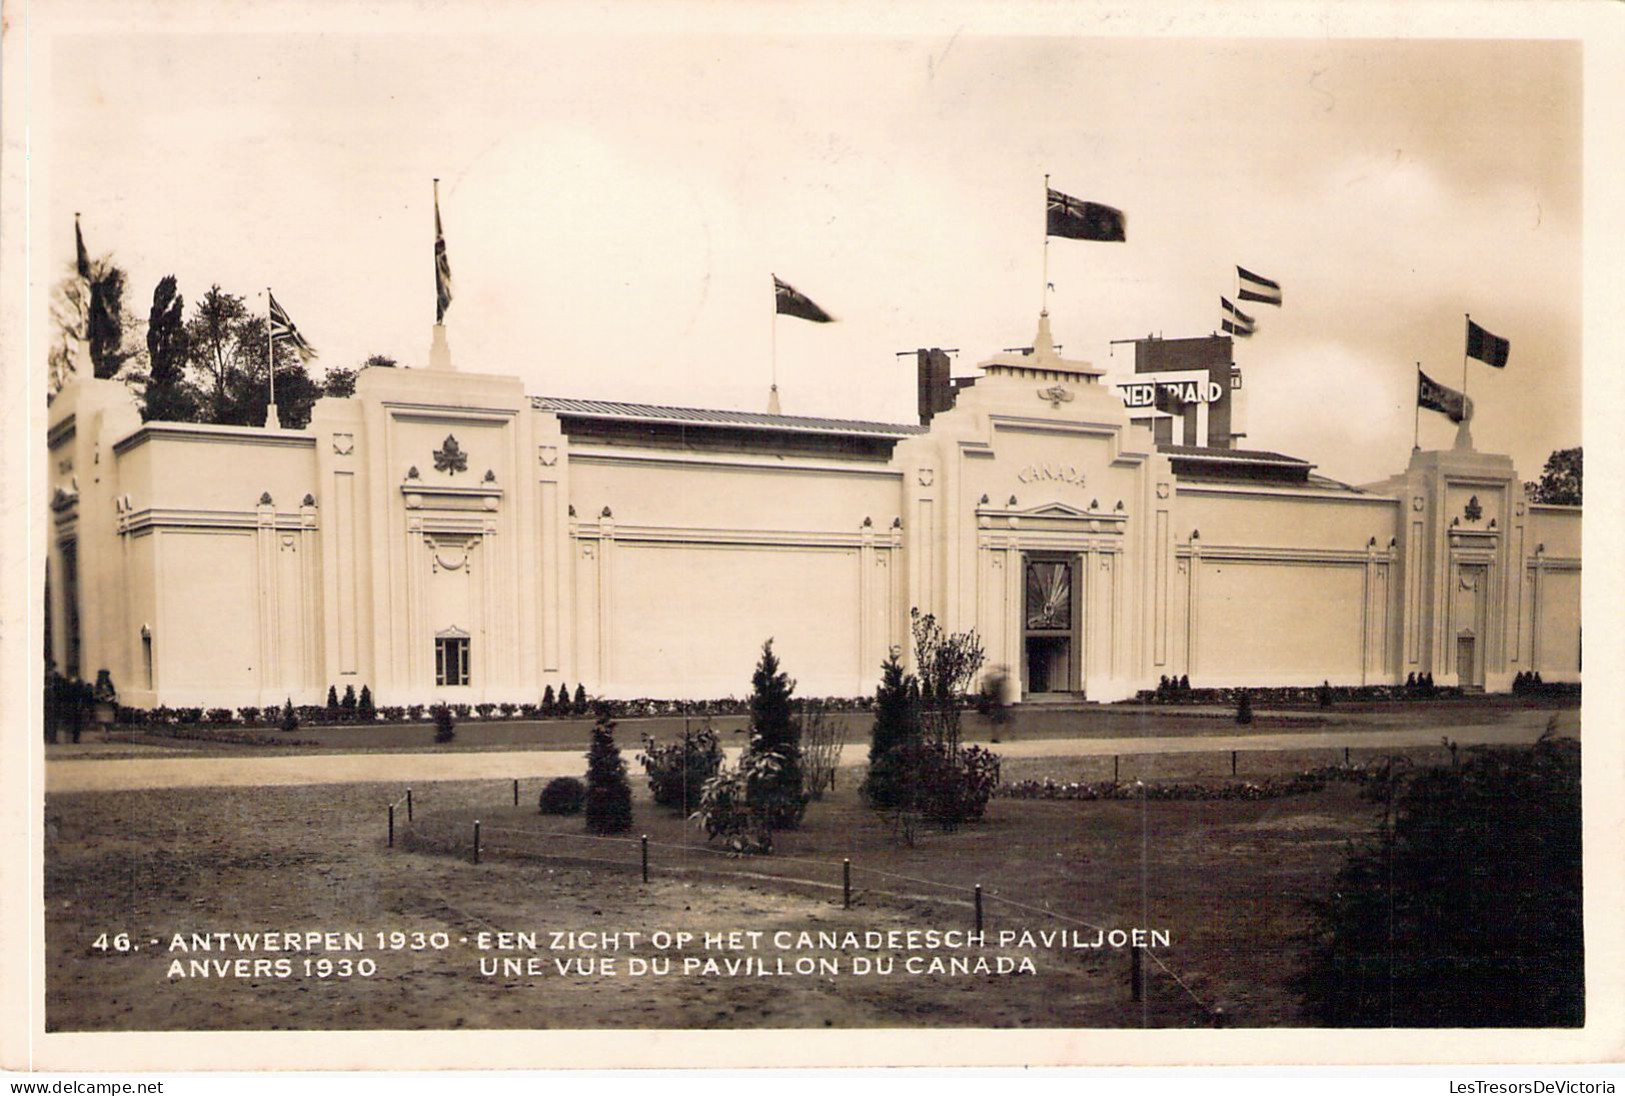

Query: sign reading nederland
[1116,379,1225,410]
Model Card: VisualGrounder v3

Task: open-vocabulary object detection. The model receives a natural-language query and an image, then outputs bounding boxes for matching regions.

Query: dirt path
[44,708,1571,793]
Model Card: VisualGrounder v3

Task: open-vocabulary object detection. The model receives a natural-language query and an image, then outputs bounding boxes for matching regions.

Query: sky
[37,15,1582,485]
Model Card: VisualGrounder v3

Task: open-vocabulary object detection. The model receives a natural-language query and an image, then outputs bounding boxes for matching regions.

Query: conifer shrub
[280,698,299,733]
[342,685,358,720]
[358,685,375,721]
[862,649,919,809]
[542,685,556,715]
[538,776,586,816]
[433,703,456,743]
[325,686,340,718]
[1235,688,1254,725]
[742,639,806,829]
[573,684,589,716]
[584,717,633,834]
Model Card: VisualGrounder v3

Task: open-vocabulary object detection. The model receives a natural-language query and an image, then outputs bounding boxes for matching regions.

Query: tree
[142,276,197,421]
[433,703,457,743]
[743,639,806,829]
[584,716,633,834]
[910,609,985,751]
[541,685,556,716]
[357,685,375,721]
[279,698,299,733]
[48,256,142,395]
[322,367,359,399]
[1296,733,1581,1026]
[223,315,322,428]
[862,648,919,809]
[186,285,250,421]
[572,684,588,716]
[341,684,358,719]
[1525,447,1581,506]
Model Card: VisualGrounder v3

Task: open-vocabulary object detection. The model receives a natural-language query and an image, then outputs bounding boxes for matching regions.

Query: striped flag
[74,216,117,352]
[435,186,454,323]
[773,275,834,323]
[1046,188,1126,242]
[1221,297,1255,338]
[1237,266,1282,307]
[1418,369,1471,424]
[75,217,91,281]
[1465,317,1509,368]
[269,291,318,362]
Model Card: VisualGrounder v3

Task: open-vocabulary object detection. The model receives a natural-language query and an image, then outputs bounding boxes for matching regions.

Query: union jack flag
[269,291,318,362]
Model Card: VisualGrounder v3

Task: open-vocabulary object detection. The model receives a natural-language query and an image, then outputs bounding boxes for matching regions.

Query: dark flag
[435,186,454,323]
[773,275,834,323]
[269,291,319,362]
[1466,317,1509,368]
[75,217,91,281]
[75,217,117,351]
[1046,188,1126,242]
[1221,297,1255,338]
[1418,369,1472,424]
[1237,266,1282,307]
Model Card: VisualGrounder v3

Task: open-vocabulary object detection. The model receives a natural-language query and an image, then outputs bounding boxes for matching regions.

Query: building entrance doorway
[1457,634,1479,691]
[1023,555,1080,696]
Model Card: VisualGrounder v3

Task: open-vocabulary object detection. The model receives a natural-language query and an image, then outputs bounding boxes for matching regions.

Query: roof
[530,396,925,439]
[1156,443,1313,469]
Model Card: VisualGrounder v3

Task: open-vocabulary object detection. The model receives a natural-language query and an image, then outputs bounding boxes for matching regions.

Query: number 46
[93,933,133,952]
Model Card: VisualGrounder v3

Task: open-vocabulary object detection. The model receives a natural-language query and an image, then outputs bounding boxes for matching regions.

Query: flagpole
[266,288,278,429]
[1413,363,1421,450]
[770,276,779,412]
[1461,312,1470,408]
[1041,174,1050,315]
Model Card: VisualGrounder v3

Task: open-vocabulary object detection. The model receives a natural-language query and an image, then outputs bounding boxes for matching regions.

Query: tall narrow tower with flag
[430,178,455,371]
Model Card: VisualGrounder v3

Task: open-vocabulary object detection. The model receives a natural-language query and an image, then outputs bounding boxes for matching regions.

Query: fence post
[843,859,851,909]
[641,835,649,884]
[388,804,395,848]
[1131,945,1144,1002]
[974,884,983,934]
[474,819,481,865]
[1114,755,1120,783]
[1344,746,1350,766]
[406,788,413,821]
[513,778,519,807]
[1230,750,1238,776]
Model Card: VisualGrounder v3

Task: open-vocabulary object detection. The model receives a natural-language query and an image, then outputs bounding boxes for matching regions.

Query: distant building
[45,312,1580,708]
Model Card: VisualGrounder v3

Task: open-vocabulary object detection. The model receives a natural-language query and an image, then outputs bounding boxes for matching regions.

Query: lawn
[59,691,1572,759]
[45,744,1417,1030]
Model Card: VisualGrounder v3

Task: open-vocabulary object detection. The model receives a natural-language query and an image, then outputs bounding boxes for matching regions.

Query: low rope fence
[385,780,1222,1022]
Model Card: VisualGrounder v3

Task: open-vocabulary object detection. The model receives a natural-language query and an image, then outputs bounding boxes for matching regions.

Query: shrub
[475,703,497,720]
[325,686,340,719]
[538,776,586,816]
[433,703,456,743]
[863,649,919,809]
[379,705,406,723]
[207,707,236,724]
[976,666,1012,727]
[358,685,375,721]
[341,685,358,719]
[1235,689,1253,725]
[691,750,788,855]
[237,706,262,726]
[1296,734,1581,1026]
[1318,680,1333,708]
[888,739,1001,831]
[407,703,426,721]
[499,702,517,719]
[798,700,848,799]
[573,684,589,716]
[552,685,567,717]
[541,685,556,716]
[280,698,299,733]
[584,717,633,834]
[638,721,724,812]
[744,639,805,828]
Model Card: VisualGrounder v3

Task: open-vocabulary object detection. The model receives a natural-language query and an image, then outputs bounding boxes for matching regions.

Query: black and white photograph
[5,0,1622,1075]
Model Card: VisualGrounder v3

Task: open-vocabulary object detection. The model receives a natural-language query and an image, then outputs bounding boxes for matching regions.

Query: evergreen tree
[357,685,374,721]
[573,684,588,716]
[584,717,633,834]
[433,703,456,743]
[279,698,299,733]
[325,685,340,717]
[869,648,919,763]
[1235,689,1254,725]
[745,639,805,828]
[143,275,196,422]
[541,684,556,716]
[341,684,358,719]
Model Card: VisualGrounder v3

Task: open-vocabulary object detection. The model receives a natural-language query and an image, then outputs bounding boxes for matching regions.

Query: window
[435,632,470,687]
